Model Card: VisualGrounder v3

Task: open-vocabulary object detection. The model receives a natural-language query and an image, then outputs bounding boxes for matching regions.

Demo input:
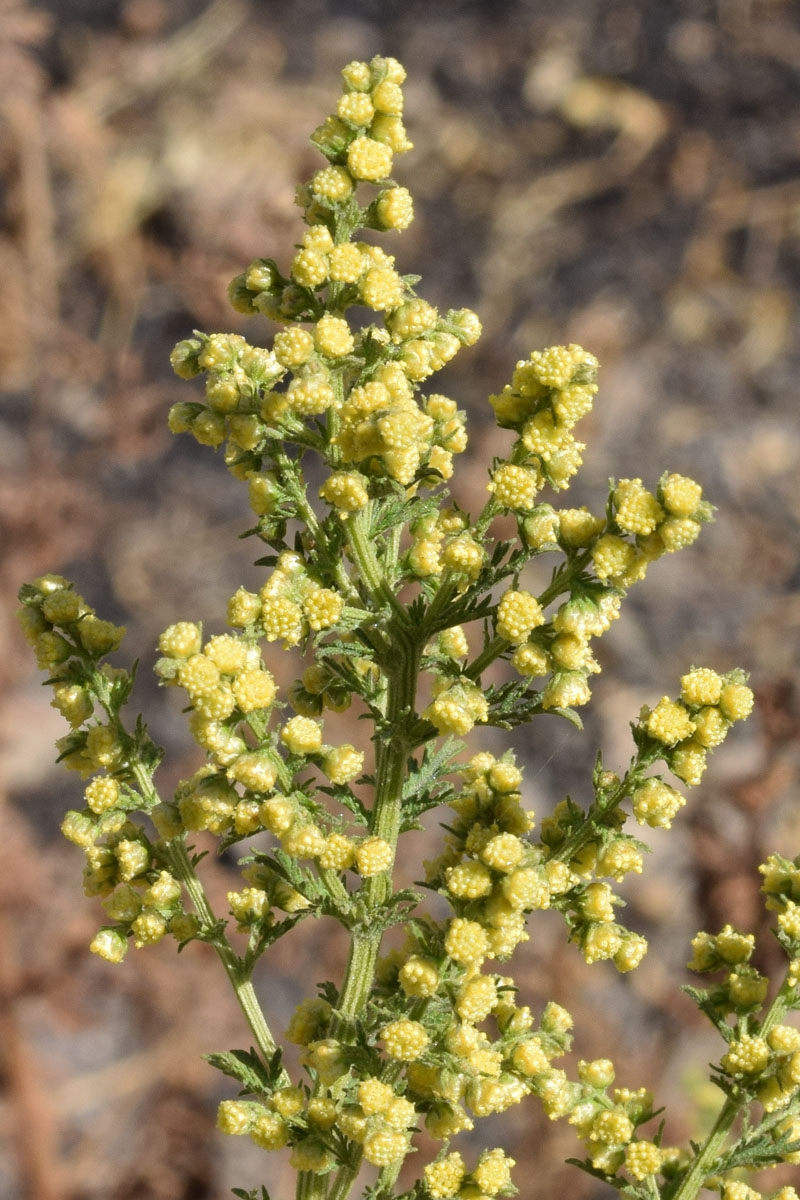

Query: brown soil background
[1,1,799,1197]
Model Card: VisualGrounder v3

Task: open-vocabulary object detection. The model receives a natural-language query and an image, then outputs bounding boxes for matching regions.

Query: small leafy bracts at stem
[17,52,800,1200]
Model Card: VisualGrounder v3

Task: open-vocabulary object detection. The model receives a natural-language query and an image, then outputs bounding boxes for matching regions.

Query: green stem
[347,506,410,629]
[297,1172,328,1200]
[465,635,507,681]
[326,626,420,1200]
[164,838,289,1081]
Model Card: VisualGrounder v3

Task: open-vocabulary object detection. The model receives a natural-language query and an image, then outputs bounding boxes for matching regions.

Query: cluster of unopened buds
[18,54,800,1200]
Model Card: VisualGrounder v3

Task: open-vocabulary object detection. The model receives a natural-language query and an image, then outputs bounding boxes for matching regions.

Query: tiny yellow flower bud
[250,1112,288,1150]
[646,696,695,745]
[227,587,261,627]
[322,744,364,785]
[444,917,489,967]
[424,1152,466,1198]
[159,621,203,659]
[680,666,723,706]
[355,836,393,876]
[281,716,322,756]
[90,926,129,963]
[347,134,393,181]
[382,1018,429,1061]
[718,681,755,721]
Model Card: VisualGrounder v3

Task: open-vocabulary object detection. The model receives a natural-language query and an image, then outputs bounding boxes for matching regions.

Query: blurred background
[1,0,800,1196]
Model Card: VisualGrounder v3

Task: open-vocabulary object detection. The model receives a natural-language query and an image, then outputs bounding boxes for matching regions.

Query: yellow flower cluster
[488,344,598,501]
[424,753,552,964]
[508,588,619,712]
[423,1147,515,1198]
[169,332,285,460]
[639,668,753,788]
[423,679,489,736]
[334,366,468,486]
[407,508,485,584]
[226,552,344,649]
[586,472,711,588]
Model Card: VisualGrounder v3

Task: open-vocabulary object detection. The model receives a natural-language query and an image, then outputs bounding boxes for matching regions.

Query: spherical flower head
[322,744,364,785]
[320,471,369,512]
[287,376,336,416]
[670,737,707,786]
[312,164,354,202]
[316,832,354,871]
[347,134,393,181]
[273,327,315,368]
[439,625,469,658]
[597,839,643,881]
[282,820,325,860]
[328,242,365,282]
[260,595,304,646]
[456,974,497,1023]
[481,832,525,873]
[382,1018,429,1061]
[511,1036,550,1076]
[721,1185,762,1200]
[614,479,664,535]
[303,587,343,631]
[489,463,540,511]
[360,1128,407,1167]
[645,696,695,746]
[177,653,220,699]
[613,932,648,973]
[40,587,81,625]
[441,534,484,580]
[232,669,276,713]
[542,671,592,711]
[398,955,440,998]
[592,534,636,581]
[89,926,128,964]
[625,1141,663,1181]
[778,902,800,940]
[445,860,492,900]
[719,681,755,722]
[388,298,438,340]
[550,632,591,671]
[591,1107,634,1147]
[281,716,323,756]
[131,908,167,947]
[659,516,701,552]
[290,247,329,288]
[501,866,549,912]
[692,706,729,748]
[721,1033,770,1076]
[250,1112,289,1151]
[84,776,120,815]
[512,642,550,677]
[355,836,393,876]
[216,1099,256,1136]
[338,90,375,125]
[227,587,261,628]
[375,186,414,230]
[632,777,685,828]
[360,265,405,310]
[314,313,354,357]
[557,506,604,548]
[496,589,545,643]
[580,881,616,923]
[445,917,490,967]
[660,472,703,517]
[354,1077,392,1116]
[680,666,722,706]
[472,1148,515,1196]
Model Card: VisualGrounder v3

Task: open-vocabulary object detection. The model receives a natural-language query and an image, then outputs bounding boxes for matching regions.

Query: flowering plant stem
[17,52,800,1200]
